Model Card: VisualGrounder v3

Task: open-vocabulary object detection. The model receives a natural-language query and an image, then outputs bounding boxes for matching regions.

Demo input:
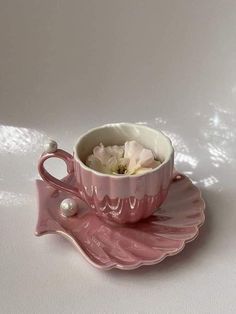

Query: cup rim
[73,122,174,179]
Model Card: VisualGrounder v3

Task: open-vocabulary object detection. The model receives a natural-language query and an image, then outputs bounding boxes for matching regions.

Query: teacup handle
[38,149,78,197]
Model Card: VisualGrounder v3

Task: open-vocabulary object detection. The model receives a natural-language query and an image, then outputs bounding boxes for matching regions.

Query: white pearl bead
[60,198,78,217]
[44,139,58,153]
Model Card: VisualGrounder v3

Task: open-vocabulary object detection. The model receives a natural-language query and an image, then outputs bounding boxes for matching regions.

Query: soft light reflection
[208,143,232,164]
[183,171,193,176]
[200,176,218,187]
[231,85,236,94]
[161,131,190,153]
[136,121,148,125]
[137,103,235,190]
[175,153,198,169]
[209,102,232,115]
[161,131,198,169]
[199,102,235,170]
[155,117,167,125]
[0,191,32,207]
[0,125,47,154]
[136,121,199,171]
[209,113,220,127]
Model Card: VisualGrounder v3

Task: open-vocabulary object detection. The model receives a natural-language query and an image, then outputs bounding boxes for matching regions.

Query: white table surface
[1,1,236,313]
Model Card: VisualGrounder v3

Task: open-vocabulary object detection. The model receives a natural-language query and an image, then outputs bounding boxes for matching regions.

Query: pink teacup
[38,123,174,224]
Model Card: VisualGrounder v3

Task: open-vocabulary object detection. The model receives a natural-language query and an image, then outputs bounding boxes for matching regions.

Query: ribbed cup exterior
[74,151,174,224]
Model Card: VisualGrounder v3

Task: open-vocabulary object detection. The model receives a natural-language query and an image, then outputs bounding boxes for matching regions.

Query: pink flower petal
[124,141,143,160]
[125,140,156,173]
[138,148,154,167]
[149,160,162,169]
[87,141,160,175]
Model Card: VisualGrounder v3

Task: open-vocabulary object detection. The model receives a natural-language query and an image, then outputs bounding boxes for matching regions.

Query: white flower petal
[87,140,161,175]
[93,143,124,166]
[104,156,119,174]
[106,145,124,159]
[93,143,111,164]
[134,167,153,175]
[119,157,129,167]
[86,155,104,172]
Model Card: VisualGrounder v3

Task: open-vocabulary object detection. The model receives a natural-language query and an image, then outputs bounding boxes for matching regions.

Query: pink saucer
[35,173,205,270]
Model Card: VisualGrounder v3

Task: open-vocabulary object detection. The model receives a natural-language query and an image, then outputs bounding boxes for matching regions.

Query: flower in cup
[86,141,161,175]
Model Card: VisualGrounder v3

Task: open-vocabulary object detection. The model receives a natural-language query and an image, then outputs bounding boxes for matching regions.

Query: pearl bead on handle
[38,141,78,197]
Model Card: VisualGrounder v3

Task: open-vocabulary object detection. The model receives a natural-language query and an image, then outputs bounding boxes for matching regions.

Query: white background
[0,1,236,313]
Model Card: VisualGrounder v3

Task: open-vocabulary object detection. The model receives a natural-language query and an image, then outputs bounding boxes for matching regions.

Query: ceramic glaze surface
[74,155,172,223]
[36,173,205,270]
[38,123,174,223]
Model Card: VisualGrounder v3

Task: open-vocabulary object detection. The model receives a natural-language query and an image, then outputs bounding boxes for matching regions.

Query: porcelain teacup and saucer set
[35,123,205,270]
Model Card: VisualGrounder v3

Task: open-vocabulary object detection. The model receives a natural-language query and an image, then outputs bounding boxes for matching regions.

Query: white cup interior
[74,123,173,166]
